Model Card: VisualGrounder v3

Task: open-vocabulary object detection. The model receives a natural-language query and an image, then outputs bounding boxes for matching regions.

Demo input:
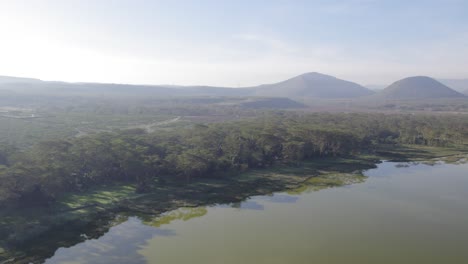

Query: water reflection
[41,160,468,264]
[142,207,208,228]
[252,194,299,204]
[45,217,175,264]
[139,161,468,264]
[286,172,367,195]
[42,170,363,264]
[219,201,265,210]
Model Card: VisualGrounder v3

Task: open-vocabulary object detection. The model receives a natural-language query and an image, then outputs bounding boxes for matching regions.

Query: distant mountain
[463,89,468,96]
[0,72,375,99]
[0,75,251,97]
[251,72,374,99]
[0,81,182,96]
[0,75,42,84]
[438,78,468,92]
[377,76,465,99]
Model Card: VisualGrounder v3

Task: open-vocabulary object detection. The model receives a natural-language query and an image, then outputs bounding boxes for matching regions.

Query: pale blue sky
[0,0,467,86]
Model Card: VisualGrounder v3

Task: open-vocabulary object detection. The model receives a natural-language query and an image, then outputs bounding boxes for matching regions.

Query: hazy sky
[0,0,467,86]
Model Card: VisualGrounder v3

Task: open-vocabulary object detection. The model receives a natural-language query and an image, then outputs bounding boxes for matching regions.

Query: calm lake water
[44,159,468,264]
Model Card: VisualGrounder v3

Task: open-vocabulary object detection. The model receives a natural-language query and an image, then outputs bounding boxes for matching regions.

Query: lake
[44,159,468,264]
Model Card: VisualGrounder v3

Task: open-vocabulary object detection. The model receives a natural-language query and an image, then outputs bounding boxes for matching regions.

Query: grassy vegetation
[56,185,137,212]
[0,112,177,148]
[0,97,280,148]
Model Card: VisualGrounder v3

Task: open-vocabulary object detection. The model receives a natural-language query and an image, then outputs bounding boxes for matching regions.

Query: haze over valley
[0,72,466,100]
[1,1,468,264]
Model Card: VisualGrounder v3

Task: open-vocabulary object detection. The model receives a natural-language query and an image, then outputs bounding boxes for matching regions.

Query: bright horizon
[1,0,467,87]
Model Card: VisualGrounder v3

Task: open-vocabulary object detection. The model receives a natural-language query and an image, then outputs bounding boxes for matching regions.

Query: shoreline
[1,145,467,263]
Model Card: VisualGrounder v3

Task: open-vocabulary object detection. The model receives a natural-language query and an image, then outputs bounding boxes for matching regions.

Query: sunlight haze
[1,2,468,263]
[0,0,467,86]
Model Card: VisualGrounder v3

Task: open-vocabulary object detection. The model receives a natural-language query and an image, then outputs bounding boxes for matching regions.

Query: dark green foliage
[0,112,466,207]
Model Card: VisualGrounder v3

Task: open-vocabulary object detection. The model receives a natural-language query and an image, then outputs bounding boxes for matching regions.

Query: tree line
[0,112,467,207]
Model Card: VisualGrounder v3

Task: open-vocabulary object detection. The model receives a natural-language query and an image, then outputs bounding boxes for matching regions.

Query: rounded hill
[379,76,465,99]
[252,72,374,99]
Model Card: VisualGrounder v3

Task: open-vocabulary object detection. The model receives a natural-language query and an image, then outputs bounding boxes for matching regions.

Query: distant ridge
[13,73,467,101]
[377,76,465,99]
[438,78,468,92]
[0,72,375,99]
[251,72,374,98]
[0,75,42,84]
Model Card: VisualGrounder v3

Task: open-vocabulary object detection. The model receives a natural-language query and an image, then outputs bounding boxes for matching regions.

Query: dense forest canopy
[0,112,467,207]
